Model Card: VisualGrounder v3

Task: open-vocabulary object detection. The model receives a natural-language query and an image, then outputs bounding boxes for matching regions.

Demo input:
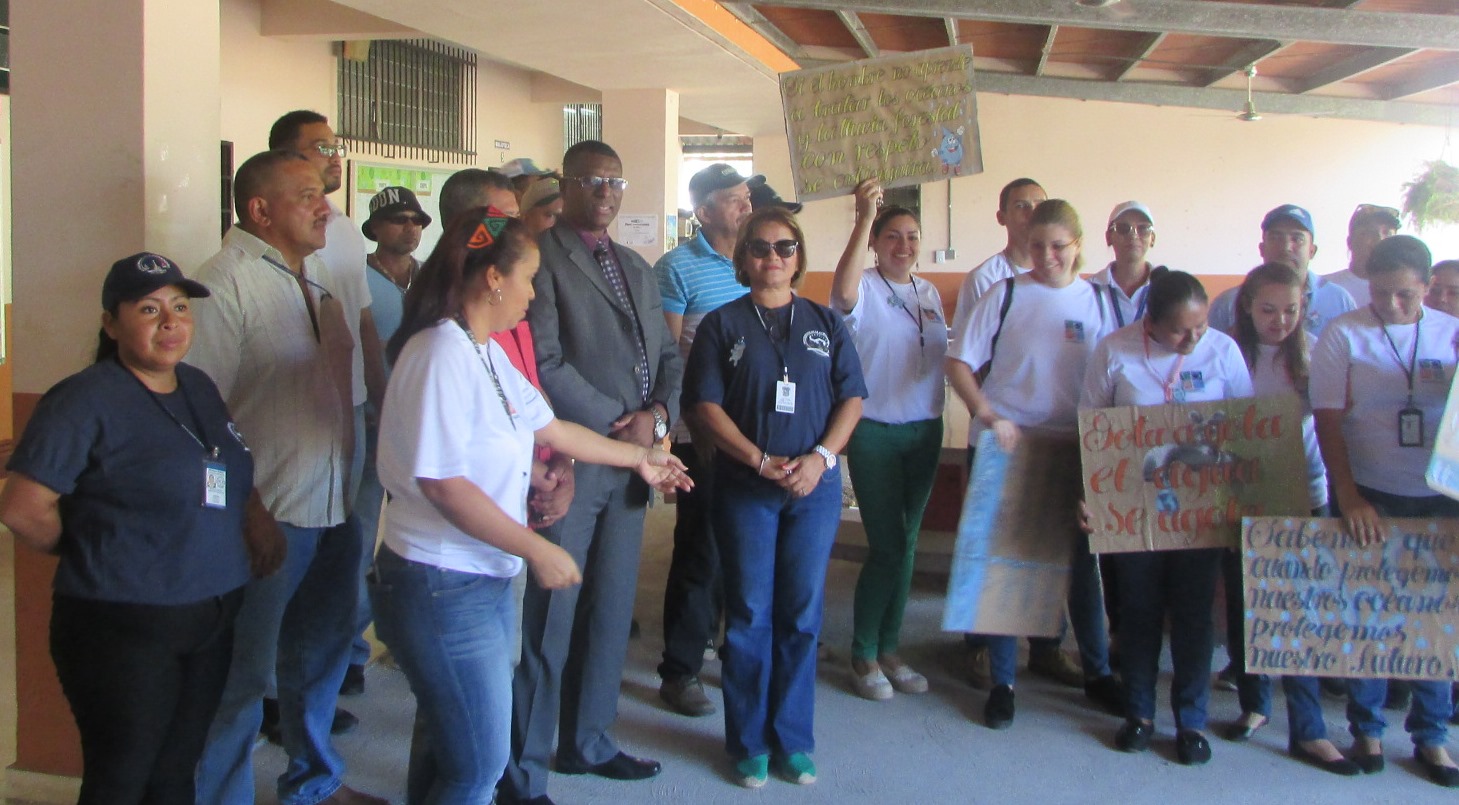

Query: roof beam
[836,10,879,59]
[1383,63,1459,100]
[759,0,1459,51]
[1294,46,1415,93]
[720,2,808,60]
[1113,32,1164,82]
[972,71,1453,127]
[1035,25,1058,77]
[944,16,959,47]
[1202,40,1287,87]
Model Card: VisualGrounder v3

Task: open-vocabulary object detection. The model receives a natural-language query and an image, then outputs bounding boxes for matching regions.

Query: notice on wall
[617,214,656,247]
[779,45,983,202]
[1079,397,1308,554]
[941,430,1080,638]
[1243,517,1459,680]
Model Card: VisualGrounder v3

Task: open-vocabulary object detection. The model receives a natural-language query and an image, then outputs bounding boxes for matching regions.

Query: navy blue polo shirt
[684,294,866,464]
[8,360,254,605]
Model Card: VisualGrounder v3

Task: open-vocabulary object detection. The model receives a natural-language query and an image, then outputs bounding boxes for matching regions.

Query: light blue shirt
[655,230,746,355]
[1207,269,1355,337]
[366,259,417,381]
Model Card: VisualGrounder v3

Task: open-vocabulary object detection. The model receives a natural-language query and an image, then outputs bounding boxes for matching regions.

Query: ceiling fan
[1237,65,1262,122]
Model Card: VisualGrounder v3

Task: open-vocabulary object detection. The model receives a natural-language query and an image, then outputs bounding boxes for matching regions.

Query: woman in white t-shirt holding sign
[1311,234,1459,788]
[370,209,691,803]
[946,199,1121,730]
[832,179,949,702]
[1080,269,1253,766]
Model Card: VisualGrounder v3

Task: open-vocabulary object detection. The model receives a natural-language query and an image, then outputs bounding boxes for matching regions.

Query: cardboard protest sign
[942,430,1080,638]
[1426,367,1459,500]
[1079,397,1307,553]
[1243,517,1459,680]
[779,45,983,202]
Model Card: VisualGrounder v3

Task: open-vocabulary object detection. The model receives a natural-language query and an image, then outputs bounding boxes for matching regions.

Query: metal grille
[563,103,602,152]
[338,39,476,164]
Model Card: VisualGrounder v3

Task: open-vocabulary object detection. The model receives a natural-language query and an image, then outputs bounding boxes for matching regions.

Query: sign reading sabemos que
[1243,517,1459,680]
[779,45,983,202]
[1079,397,1306,553]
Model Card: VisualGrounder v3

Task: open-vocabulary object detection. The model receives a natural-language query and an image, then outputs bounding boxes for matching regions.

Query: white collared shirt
[318,198,371,405]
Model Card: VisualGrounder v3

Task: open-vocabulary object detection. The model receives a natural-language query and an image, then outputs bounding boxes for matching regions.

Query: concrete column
[8,0,222,781]
[602,89,680,266]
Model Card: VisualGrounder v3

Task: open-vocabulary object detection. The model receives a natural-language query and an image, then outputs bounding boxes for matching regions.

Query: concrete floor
[245,504,1459,804]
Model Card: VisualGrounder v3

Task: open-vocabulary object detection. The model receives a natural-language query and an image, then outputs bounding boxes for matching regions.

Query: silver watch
[650,406,668,440]
[813,444,838,470]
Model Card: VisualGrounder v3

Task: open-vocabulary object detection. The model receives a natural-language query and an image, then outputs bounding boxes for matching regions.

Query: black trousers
[50,587,244,805]
[658,442,723,680]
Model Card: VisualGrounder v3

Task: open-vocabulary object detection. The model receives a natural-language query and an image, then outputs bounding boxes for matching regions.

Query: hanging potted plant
[1402,160,1459,232]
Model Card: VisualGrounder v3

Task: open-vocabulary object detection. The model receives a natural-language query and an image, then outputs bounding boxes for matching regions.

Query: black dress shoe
[556,751,662,780]
[1176,730,1212,765]
[984,685,1015,730]
[331,707,359,736]
[1115,720,1153,753]
[1415,748,1459,788]
[339,663,366,696]
[1352,747,1385,774]
[1220,714,1268,743]
[1288,741,1360,777]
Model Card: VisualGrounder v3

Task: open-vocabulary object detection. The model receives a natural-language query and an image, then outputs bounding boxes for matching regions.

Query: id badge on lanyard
[776,378,797,414]
[204,449,227,509]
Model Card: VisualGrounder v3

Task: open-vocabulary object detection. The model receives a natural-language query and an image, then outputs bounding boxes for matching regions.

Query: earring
[488,287,504,306]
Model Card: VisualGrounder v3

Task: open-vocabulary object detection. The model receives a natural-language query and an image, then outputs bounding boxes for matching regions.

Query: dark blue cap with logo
[102,252,210,310]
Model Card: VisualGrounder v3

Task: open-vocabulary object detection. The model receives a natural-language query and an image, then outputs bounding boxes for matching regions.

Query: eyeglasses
[314,142,348,158]
[384,215,426,227]
[563,175,628,192]
[747,239,799,259]
[1108,222,1154,237]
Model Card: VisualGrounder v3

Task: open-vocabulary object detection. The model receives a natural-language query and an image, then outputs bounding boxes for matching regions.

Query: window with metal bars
[563,103,602,152]
[337,38,476,164]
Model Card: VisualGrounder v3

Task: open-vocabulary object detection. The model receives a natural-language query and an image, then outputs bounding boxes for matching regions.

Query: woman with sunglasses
[1081,269,1253,765]
[684,207,865,788]
[945,199,1120,729]
[369,208,691,804]
[1312,234,1459,787]
[831,178,947,701]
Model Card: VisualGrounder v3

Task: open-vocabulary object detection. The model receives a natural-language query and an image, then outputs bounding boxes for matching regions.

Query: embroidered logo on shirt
[1064,320,1085,343]
[921,306,942,323]
[803,330,831,357]
[1179,371,1205,392]
[729,337,746,367]
[1420,358,1445,382]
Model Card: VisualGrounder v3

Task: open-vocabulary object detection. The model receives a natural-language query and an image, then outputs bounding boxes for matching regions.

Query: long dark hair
[1233,262,1309,390]
[1145,268,1208,325]
[386,207,535,363]
[94,305,120,364]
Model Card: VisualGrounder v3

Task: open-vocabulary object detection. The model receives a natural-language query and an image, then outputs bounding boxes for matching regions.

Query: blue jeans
[370,546,515,804]
[1283,676,1328,742]
[1341,485,1459,748]
[713,464,841,760]
[986,533,1110,687]
[1115,548,1222,731]
[352,418,385,666]
[196,519,362,805]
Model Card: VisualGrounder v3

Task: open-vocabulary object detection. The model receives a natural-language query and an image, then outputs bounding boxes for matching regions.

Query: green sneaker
[775,752,817,785]
[734,754,768,788]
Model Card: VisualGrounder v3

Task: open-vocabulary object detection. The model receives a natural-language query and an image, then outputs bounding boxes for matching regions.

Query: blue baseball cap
[1261,204,1315,238]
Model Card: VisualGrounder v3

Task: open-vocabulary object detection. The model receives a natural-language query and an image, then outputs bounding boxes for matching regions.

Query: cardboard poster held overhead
[1079,397,1308,553]
[779,45,983,202]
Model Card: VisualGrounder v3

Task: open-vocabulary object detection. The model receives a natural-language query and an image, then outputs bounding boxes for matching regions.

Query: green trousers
[847,417,943,660]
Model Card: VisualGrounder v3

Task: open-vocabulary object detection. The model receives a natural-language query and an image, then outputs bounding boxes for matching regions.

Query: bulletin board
[347,160,459,259]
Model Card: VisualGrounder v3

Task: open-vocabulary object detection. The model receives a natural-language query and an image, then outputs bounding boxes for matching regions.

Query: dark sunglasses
[746,239,799,259]
[384,215,426,227]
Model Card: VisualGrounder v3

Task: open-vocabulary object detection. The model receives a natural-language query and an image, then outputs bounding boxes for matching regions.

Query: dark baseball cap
[1349,203,1401,233]
[102,252,210,311]
[363,186,433,241]
[689,163,757,208]
[747,176,802,214]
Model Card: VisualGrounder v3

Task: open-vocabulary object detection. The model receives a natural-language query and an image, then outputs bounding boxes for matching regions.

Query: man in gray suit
[499,140,682,805]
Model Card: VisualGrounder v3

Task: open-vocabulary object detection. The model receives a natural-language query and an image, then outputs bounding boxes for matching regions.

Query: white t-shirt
[843,271,948,423]
[1248,339,1327,509]
[1081,322,1254,409]
[949,274,1112,438]
[1325,268,1370,307]
[319,199,372,405]
[1088,264,1152,327]
[1310,306,1459,496]
[950,251,1028,343]
[1208,269,1355,337]
[378,321,554,575]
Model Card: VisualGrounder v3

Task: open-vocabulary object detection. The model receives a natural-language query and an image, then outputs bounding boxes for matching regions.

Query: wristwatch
[813,444,838,470]
[650,405,669,441]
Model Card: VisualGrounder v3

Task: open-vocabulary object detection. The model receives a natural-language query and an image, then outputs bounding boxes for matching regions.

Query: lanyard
[1142,327,1186,403]
[120,360,218,459]
[263,256,335,341]
[1373,306,1421,406]
[1104,280,1148,328]
[876,269,925,350]
[455,318,516,429]
[752,300,795,382]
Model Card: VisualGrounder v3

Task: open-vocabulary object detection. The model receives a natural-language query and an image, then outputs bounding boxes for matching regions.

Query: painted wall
[782,92,1459,282]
